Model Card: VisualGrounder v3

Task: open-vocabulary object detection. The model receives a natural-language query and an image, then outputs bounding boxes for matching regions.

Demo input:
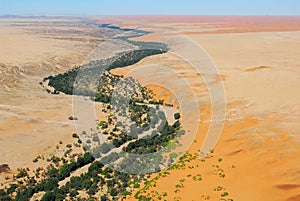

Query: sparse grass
[192,174,202,182]
[221,192,229,197]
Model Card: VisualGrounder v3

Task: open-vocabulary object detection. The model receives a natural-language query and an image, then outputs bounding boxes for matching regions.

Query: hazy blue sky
[1,0,300,16]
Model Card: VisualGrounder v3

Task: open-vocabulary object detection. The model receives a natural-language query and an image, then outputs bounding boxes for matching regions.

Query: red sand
[97,16,300,34]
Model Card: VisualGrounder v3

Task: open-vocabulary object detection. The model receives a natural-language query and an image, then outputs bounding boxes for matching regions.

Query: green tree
[69,190,79,198]
[83,152,95,164]
[109,188,118,197]
[41,191,56,201]
[6,184,18,194]
[101,195,108,201]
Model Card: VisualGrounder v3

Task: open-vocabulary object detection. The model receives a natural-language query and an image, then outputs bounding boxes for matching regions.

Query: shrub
[98,121,107,127]
[72,133,79,138]
[174,113,181,120]
[6,184,18,195]
[15,169,28,178]
[221,192,229,197]
[101,195,108,201]
[41,191,56,201]
[69,190,79,197]
[0,194,11,201]
[109,188,118,196]
[122,191,131,196]
[68,116,78,121]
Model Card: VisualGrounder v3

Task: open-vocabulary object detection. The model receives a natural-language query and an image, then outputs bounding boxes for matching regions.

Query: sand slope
[108,17,300,201]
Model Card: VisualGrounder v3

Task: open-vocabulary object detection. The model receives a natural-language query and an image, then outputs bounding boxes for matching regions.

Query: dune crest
[244,66,272,72]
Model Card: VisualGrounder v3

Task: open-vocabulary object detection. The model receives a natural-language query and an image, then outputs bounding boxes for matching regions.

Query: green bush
[109,188,118,196]
[72,133,79,138]
[174,113,181,120]
[69,190,79,197]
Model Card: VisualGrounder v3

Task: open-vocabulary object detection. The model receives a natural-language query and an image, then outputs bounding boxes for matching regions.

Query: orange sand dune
[106,18,300,200]
[96,16,300,34]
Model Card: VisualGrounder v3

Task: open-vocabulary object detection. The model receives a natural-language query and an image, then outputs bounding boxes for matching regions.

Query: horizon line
[1,14,300,18]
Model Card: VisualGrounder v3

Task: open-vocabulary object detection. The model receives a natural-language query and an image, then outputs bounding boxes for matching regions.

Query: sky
[1,0,300,16]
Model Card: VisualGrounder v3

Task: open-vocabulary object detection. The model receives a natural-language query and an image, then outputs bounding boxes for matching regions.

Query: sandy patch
[102,17,300,201]
[0,18,100,185]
